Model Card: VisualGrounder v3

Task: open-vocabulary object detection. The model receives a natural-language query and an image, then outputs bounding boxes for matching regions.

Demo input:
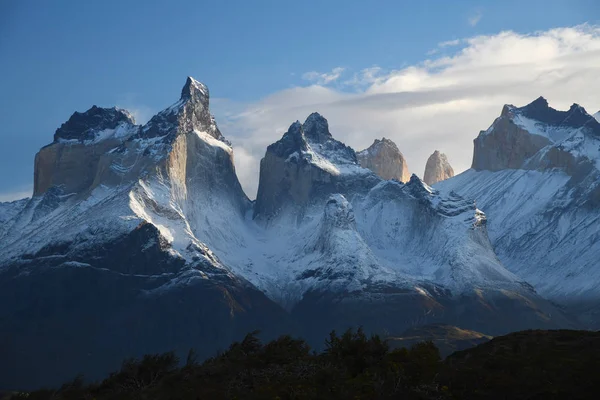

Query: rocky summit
[437,97,600,326]
[0,80,590,390]
[423,150,454,185]
[357,138,411,182]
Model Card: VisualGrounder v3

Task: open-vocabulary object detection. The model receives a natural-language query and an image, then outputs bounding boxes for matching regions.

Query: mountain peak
[357,137,410,182]
[474,96,600,172]
[141,76,224,141]
[180,76,209,102]
[529,96,549,108]
[423,150,454,185]
[53,105,136,142]
[303,112,331,143]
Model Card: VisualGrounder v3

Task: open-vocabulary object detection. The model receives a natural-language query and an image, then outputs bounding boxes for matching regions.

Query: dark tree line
[8,328,600,399]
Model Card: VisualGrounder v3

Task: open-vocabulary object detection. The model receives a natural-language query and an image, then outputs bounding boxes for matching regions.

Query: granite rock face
[423,150,454,185]
[357,138,410,182]
[253,112,379,221]
[436,97,600,327]
[472,96,600,172]
[0,77,269,390]
[141,77,225,141]
[251,113,572,343]
[0,90,580,390]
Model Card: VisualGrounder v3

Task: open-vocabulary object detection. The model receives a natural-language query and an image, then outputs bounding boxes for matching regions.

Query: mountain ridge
[0,80,581,389]
[438,96,600,326]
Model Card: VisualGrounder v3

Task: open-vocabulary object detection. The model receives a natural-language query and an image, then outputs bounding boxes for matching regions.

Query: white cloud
[439,39,462,47]
[302,67,345,85]
[116,93,155,125]
[468,10,483,27]
[214,25,600,199]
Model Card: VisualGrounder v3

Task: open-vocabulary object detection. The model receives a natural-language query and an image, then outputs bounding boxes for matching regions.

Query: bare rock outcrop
[472,97,600,173]
[357,138,410,182]
[423,150,454,185]
[32,77,246,212]
[253,113,378,220]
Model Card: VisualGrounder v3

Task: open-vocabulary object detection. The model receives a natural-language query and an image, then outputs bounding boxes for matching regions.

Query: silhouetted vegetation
[8,329,600,399]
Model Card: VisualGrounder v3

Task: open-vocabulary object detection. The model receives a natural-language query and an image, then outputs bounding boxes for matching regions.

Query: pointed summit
[142,76,223,141]
[303,112,332,143]
[181,76,210,103]
[423,150,454,185]
[254,113,377,220]
[528,96,549,108]
[357,137,410,182]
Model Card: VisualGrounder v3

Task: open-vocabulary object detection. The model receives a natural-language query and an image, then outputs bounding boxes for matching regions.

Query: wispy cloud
[468,10,483,27]
[213,25,600,199]
[427,39,463,56]
[439,39,461,47]
[116,93,155,125]
[302,67,345,85]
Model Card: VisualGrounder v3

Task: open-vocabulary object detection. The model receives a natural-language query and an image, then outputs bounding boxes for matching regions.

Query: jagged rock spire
[357,137,410,182]
[180,76,210,106]
[142,76,223,141]
[303,112,332,143]
[423,150,454,185]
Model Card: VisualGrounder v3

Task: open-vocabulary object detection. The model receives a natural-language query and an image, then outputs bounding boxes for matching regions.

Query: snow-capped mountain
[0,82,575,389]
[423,150,454,185]
[357,138,411,182]
[0,77,289,389]
[437,97,600,325]
[247,113,569,339]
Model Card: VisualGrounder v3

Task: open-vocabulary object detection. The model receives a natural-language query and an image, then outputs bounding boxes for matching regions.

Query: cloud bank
[215,25,600,199]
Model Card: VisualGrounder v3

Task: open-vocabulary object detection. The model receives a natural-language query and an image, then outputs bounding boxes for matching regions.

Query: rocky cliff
[471,96,600,173]
[253,113,378,221]
[0,88,578,390]
[437,97,600,326]
[357,138,410,182]
[423,150,454,185]
[0,77,280,390]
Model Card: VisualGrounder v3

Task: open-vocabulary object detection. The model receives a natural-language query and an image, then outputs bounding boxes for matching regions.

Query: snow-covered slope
[246,113,571,338]
[0,197,28,224]
[0,87,577,389]
[437,97,600,323]
[0,77,288,389]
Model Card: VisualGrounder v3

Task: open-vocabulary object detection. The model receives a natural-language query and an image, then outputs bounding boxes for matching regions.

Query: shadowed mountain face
[437,97,600,326]
[0,77,287,390]
[0,84,580,390]
[53,106,136,142]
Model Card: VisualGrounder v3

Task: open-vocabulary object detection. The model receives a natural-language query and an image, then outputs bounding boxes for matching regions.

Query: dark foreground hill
[388,323,493,357]
[6,328,600,400]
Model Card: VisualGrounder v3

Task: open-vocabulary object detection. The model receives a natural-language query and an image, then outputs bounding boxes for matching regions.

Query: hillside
[8,329,600,399]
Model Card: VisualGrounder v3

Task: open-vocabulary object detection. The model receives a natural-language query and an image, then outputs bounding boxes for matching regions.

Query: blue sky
[0,0,599,199]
